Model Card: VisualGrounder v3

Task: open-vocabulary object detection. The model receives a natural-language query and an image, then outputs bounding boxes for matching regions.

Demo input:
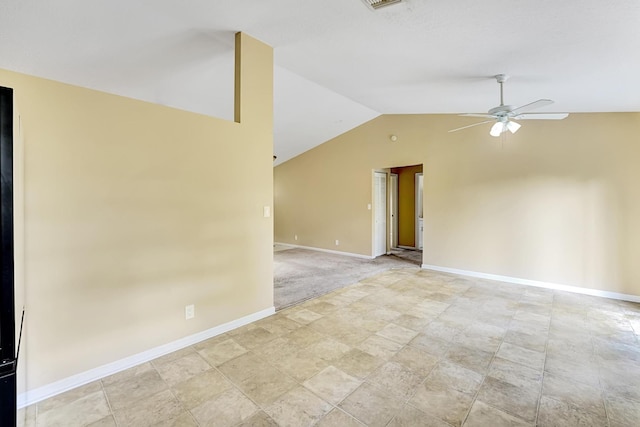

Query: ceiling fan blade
[449,120,494,133]
[459,113,495,119]
[515,113,569,120]
[510,99,554,116]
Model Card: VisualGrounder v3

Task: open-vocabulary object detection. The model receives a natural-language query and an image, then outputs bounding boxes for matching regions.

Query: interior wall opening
[389,164,423,250]
[372,164,423,265]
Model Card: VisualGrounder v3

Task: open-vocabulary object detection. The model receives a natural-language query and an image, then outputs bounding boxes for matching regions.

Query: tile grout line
[99,378,118,427]
[211,350,283,423]
[458,287,519,427]
[532,291,553,427]
[397,296,473,424]
[324,280,442,426]
[283,307,363,411]
[198,347,263,425]
[462,286,551,426]
[208,333,343,426]
[530,292,554,426]
[312,271,448,426]
[303,291,389,427]
[545,292,621,426]
[587,302,611,427]
[359,276,451,425]
[151,349,205,427]
[369,287,464,426]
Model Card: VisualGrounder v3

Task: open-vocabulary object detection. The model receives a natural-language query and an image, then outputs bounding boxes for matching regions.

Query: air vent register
[362,0,402,11]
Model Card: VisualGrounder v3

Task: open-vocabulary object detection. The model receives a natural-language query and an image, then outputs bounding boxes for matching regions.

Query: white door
[373,172,387,257]
[389,173,398,249]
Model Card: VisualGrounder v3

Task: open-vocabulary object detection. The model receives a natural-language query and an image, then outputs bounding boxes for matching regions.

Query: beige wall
[1,32,274,393]
[274,113,640,297]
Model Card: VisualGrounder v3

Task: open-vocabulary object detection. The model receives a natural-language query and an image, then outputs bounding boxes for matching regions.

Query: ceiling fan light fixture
[506,120,521,134]
[490,122,505,137]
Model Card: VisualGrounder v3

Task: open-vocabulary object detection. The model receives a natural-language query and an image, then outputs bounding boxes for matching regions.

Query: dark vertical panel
[0,85,16,426]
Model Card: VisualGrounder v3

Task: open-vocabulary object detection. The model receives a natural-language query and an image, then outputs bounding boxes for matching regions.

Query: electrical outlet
[294,234,298,240]
[335,240,339,246]
[185,304,195,320]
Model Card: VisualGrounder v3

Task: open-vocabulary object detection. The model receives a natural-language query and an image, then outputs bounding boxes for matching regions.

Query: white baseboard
[274,242,374,260]
[17,306,275,408]
[421,264,640,303]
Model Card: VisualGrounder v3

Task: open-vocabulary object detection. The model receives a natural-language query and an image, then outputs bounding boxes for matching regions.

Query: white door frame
[389,173,398,249]
[373,171,388,257]
[415,173,424,250]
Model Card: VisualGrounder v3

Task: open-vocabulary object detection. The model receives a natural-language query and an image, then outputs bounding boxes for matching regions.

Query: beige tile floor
[19,268,640,426]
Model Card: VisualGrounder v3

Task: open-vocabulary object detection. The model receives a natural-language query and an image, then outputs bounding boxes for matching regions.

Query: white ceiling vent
[362,0,403,10]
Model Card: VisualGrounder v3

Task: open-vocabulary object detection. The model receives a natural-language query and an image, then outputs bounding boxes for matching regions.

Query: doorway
[372,165,423,263]
[389,164,423,250]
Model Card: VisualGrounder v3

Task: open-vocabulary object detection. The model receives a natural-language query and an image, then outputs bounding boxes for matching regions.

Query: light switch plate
[185,304,195,320]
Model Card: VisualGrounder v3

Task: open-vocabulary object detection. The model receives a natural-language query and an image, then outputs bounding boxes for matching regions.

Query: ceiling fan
[449,74,569,137]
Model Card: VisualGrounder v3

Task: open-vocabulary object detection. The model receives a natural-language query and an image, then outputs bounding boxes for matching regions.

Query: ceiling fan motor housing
[488,105,514,118]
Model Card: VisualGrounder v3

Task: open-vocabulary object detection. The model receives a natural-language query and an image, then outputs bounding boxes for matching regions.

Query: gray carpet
[389,247,423,265]
[274,248,420,310]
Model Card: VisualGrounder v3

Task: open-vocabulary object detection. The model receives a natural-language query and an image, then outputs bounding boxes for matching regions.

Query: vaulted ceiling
[1,1,639,164]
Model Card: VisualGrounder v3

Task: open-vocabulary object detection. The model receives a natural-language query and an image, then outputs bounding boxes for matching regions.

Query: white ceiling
[1,0,639,165]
